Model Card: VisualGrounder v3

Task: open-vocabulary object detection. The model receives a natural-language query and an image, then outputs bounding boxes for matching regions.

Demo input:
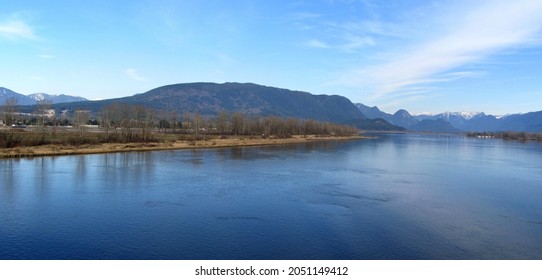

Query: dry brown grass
[0,134,366,158]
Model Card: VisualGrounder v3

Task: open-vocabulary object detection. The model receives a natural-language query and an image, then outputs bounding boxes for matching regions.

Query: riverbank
[466,131,542,142]
[0,134,366,158]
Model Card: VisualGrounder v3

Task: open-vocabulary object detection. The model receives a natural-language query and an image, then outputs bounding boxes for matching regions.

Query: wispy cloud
[0,19,38,40]
[305,39,330,49]
[304,35,374,51]
[125,68,147,81]
[216,53,237,67]
[289,12,321,21]
[39,54,55,59]
[339,34,375,52]
[339,0,542,100]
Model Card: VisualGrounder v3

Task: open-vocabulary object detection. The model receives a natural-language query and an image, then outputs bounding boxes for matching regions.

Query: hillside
[410,118,462,133]
[50,82,402,129]
[343,118,405,131]
[356,103,421,129]
[1,87,35,105]
[127,83,366,122]
[498,111,542,132]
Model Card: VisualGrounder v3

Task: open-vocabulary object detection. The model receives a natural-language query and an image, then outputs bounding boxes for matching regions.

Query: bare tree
[193,112,203,139]
[216,111,229,135]
[182,112,192,132]
[73,110,90,138]
[35,99,53,127]
[171,111,178,133]
[142,106,155,142]
[231,112,244,135]
[100,105,114,140]
[3,97,18,126]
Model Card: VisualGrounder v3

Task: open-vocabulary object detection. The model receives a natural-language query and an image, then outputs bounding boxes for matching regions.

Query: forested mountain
[127,83,366,122]
[9,83,541,132]
[45,82,398,130]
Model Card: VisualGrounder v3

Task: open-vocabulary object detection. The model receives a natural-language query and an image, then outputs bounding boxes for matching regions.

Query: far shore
[0,134,367,159]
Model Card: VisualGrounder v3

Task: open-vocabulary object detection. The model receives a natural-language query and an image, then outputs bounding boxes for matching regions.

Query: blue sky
[2,0,542,115]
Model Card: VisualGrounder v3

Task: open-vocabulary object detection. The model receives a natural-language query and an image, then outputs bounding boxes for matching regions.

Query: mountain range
[20,82,399,131]
[356,103,542,133]
[0,87,87,105]
[2,83,540,132]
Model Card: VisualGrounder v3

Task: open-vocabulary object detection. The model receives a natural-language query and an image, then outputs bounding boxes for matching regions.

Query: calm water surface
[1,133,542,259]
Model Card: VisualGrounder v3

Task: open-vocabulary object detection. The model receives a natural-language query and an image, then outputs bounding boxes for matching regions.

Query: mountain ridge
[1,87,87,105]
[40,82,401,130]
[356,103,542,133]
[5,83,539,132]
[102,82,368,122]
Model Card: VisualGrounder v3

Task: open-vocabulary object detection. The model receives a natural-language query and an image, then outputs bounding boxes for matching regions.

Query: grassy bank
[0,130,365,158]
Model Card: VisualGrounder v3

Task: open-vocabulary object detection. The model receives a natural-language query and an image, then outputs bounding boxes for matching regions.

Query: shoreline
[0,135,367,159]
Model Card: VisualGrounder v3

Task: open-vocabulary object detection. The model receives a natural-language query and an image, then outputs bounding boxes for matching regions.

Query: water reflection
[1,159,17,203]
[212,140,360,162]
[1,135,542,259]
[95,152,156,190]
[187,150,204,165]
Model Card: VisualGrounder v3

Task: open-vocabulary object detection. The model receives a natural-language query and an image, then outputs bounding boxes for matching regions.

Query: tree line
[1,101,358,148]
[97,103,358,141]
[466,131,542,142]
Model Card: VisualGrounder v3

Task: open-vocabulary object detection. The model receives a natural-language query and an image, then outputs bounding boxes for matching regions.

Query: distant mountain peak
[410,118,461,133]
[394,109,412,117]
[1,87,14,96]
[440,111,483,120]
[0,87,88,105]
[28,92,87,103]
[29,93,46,101]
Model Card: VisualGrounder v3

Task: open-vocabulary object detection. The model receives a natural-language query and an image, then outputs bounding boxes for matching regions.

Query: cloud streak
[305,39,330,49]
[340,0,542,100]
[0,19,38,40]
[39,54,55,59]
[126,68,147,81]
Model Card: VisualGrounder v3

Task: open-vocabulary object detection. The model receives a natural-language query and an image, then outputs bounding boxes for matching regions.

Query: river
[1,133,541,259]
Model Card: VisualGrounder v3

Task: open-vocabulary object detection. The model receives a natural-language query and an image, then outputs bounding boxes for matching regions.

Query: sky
[2,0,542,115]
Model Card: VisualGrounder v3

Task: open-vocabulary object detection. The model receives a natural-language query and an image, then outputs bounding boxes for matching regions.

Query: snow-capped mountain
[441,111,484,120]
[414,111,484,120]
[414,112,504,131]
[0,87,87,105]
[414,112,491,130]
[28,93,87,103]
[29,93,47,101]
[356,102,542,132]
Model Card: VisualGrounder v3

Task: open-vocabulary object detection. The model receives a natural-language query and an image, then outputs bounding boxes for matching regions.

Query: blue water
[1,133,542,259]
